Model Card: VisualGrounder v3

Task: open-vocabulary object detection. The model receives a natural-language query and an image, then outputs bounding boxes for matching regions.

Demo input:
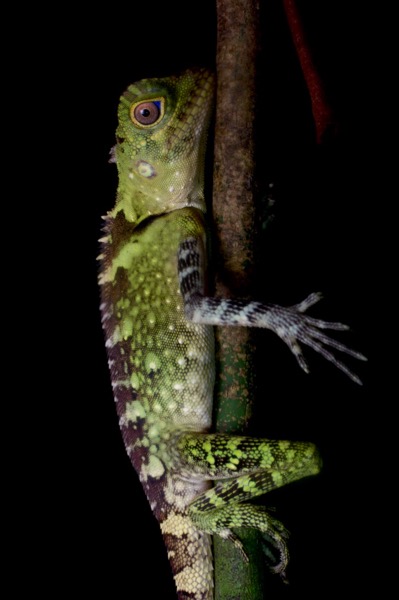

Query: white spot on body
[145,352,160,372]
[148,424,159,439]
[130,372,140,390]
[125,400,146,423]
[187,345,201,360]
[187,372,200,387]
[146,454,165,478]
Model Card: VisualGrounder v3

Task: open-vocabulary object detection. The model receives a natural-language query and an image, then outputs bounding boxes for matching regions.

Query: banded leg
[178,237,366,384]
[175,432,321,573]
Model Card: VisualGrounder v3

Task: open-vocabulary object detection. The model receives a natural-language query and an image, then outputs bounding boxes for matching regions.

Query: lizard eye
[130,98,164,127]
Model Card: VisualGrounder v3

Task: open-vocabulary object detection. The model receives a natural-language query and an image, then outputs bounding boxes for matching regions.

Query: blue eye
[131,99,164,126]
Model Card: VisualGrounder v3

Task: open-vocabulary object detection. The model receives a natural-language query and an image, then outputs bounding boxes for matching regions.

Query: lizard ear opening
[130,98,165,128]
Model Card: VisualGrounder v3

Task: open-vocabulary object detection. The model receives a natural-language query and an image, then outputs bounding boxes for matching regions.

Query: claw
[262,526,290,578]
[223,529,249,562]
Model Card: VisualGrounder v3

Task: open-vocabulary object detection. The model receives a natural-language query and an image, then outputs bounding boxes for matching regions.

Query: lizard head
[111,68,214,225]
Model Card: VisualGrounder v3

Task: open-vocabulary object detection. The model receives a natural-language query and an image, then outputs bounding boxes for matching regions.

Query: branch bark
[213,1,263,598]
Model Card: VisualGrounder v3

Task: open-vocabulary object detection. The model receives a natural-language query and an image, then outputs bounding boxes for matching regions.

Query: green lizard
[98,68,365,599]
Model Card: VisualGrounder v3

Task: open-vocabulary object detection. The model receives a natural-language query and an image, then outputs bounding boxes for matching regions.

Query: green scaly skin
[99,68,364,600]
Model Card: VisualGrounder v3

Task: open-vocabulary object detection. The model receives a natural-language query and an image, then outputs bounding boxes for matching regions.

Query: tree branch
[213,1,263,598]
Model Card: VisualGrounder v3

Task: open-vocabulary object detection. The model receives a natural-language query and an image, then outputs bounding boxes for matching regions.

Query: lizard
[98,68,365,600]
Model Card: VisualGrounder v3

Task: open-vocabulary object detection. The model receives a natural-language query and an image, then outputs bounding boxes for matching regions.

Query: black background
[17,1,392,598]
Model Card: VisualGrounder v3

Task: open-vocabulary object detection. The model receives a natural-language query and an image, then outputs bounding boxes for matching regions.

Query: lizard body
[99,68,365,599]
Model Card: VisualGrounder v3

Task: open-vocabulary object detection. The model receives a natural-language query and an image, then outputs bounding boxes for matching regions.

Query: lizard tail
[160,511,213,600]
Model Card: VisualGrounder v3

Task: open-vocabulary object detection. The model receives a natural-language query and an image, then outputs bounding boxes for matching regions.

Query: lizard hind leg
[191,502,290,577]
[175,432,321,575]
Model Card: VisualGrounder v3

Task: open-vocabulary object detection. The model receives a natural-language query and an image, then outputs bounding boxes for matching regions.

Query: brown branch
[213,1,264,598]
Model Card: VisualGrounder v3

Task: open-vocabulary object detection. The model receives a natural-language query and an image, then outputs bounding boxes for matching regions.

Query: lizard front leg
[178,236,366,384]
